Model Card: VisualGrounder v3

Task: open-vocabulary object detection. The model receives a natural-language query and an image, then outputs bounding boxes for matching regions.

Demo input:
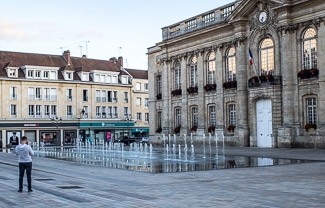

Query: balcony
[171,89,182,97]
[187,86,198,94]
[223,81,237,89]
[248,75,282,88]
[297,68,318,80]
[204,84,216,91]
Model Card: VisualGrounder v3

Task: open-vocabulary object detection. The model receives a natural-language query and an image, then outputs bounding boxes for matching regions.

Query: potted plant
[156,93,162,100]
[223,80,237,89]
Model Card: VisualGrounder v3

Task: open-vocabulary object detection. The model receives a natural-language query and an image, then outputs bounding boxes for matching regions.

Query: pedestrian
[15,136,34,192]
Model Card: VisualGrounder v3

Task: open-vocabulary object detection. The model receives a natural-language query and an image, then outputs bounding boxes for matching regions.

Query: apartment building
[148,0,325,148]
[0,50,148,148]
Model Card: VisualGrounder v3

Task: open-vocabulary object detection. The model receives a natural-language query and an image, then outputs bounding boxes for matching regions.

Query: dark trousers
[19,162,32,190]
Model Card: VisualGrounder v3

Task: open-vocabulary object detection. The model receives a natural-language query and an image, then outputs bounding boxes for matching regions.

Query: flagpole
[248,47,261,84]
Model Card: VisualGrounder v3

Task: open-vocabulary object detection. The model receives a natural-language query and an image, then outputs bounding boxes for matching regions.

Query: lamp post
[51,116,62,146]
[77,109,85,146]
[125,114,132,136]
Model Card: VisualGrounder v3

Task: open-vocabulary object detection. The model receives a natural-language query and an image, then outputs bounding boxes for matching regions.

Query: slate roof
[125,68,148,79]
[0,50,122,80]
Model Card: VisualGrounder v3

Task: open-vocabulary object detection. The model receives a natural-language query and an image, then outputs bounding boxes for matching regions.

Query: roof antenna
[83,41,90,57]
[119,47,122,56]
[79,45,83,57]
[57,47,66,53]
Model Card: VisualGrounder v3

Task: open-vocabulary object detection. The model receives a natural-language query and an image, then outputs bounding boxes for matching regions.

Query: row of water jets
[31,133,225,165]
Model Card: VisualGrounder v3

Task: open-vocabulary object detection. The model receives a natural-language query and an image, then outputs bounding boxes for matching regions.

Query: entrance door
[256,99,272,147]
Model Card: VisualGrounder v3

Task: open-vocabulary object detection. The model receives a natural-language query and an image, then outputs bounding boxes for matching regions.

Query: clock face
[259,11,267,23]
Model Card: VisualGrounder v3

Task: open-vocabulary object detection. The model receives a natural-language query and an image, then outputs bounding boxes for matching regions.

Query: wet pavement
[0,146,324,207]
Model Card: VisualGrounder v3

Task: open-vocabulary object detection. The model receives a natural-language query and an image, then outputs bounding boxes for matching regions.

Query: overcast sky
[0,0,233,69]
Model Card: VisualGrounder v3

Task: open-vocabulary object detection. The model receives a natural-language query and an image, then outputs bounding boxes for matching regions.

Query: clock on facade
[258,11,268,23]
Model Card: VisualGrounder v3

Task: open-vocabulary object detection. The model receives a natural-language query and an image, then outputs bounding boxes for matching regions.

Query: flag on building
[248,48,253,66]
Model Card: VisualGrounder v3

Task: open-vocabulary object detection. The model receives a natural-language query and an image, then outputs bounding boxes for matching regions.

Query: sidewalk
[0,147,324,207]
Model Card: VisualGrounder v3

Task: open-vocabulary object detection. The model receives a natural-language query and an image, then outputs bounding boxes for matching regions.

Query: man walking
[15,136,34,192]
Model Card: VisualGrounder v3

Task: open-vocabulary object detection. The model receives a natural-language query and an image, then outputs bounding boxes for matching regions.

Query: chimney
[118,56,123,67]
[82,55,87,59]
[109,57,117,64]
[63,50,71,65]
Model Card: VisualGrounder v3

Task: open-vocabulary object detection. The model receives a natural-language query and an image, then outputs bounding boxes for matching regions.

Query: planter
[204,84,216,91]
[298,68,319,79]
[156,93,162,100]
[223,81,237,89]
[171,89,182,96]
[304,124,317,132]
[208,125,215,133]
[191,126,198,132]
[155,127,162,133]
[174,126,181,134]
[187,86,198,94]
[227,125,236,132]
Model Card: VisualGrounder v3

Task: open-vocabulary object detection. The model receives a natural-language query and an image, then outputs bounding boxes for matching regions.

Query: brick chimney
[118,56,123,67]
[63,50,71,65]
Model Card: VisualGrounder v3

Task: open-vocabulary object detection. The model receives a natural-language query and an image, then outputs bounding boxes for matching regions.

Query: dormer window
[8,68,17,77]
[27,70,33,78]
[43,71,49,79]
[65,71,73,80]
[35,71,41,78]
[121,76,128,84]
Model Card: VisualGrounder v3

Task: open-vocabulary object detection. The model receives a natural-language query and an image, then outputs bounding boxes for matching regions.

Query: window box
[156,93,162,100]
[187,86,198,94]
[171,89,182,96]
[174,126,181,134]
[208,125,215,133]
[223,81,237,89]
[304,123,317,132]
[298,68,319,79]
[227,125,236,132]
[191,126,198,132]
[204,84,216,91]
[155,127,162,133]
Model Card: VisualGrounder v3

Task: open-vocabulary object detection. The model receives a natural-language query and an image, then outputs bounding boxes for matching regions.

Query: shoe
[17,190,22,193]
[28,189,33,192]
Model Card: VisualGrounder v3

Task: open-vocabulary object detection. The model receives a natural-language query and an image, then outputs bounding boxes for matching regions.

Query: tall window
[209,105,216,127]
[10,87,17,100]
[190,57,198,87]
[302,28,317,70]
[174,61,181,90]
[145,113,149,122]
[10,104,17,117]
[124,107,129,117]
[145,98,149,107]
[83,89,88,102]
[28,105,35,117]
[157,111,162,128]
[191,107,198,127]
[44,105,50,117]
[96,106,101,118]
[260,38,274,75]
[50,105,57,117]
[96,90,101,102]
[136,82,141,91]
[36,88,41,100]
[306,98,316,125]
[113,107,118,118]
[36,105,41,118]
[28,87,35,100]
[207,52,216,84]
[136,97,142,106]
[226,47,236,81]
[66,89,72,101]
[157,75,162,95]
[229,104,236,126]
[124,92,128,103]
[175,108,181,127]
[67,106,72,118]
[136,112,142,121]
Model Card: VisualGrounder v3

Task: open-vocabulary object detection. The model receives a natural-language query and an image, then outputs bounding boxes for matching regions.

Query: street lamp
[50,116,62,146]
[77,109,85,145]
[125,114,132,136]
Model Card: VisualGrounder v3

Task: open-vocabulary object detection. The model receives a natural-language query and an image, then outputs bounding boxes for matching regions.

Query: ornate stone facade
[148,0,325,148]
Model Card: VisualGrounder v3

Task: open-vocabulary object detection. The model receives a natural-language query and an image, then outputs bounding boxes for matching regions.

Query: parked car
[135,137,149,144]
[116,136,135,145]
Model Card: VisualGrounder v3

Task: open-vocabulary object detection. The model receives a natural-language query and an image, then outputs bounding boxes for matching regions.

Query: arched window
[207,52,216,84]
[174,61,181,90]
[228,103,236,126]
[226,47,236,81]
[174,108,181,128]
[302,28,317,70]
[189,57,198,87]
[260,38,274,75]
